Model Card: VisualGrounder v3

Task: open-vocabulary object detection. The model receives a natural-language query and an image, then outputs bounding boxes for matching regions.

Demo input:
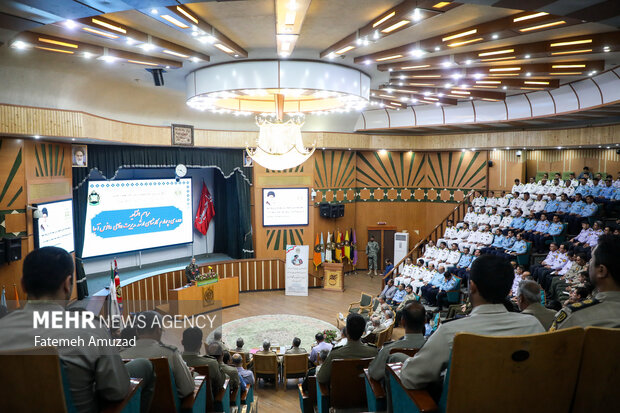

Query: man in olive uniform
[185,257,199,283]
[181,327,225,390]
[121,311,195,399]
[207,343,242,390]
[551,234,620,330]
[0,247,155,413]
[285,337,307,354]
[366,236,380,277]
[317,313,378,384]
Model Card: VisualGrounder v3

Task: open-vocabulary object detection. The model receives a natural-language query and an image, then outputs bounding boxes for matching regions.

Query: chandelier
[186,60,370,170]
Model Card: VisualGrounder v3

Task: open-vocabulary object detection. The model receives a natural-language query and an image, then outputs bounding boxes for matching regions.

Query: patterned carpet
[209,314,339,351]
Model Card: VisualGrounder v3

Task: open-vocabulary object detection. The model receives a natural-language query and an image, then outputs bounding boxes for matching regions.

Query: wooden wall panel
[526,149,620,179]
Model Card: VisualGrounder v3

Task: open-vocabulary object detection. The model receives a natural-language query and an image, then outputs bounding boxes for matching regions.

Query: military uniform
[182,351,226,388]
[0,302,153,413]
[550,291,620,330]
[185,263,199,283]
[366,240,380,274]
[316,340,378,383]
[220,361,242,389]
[521,302,557,331]
[400,304,544,389]
[368,333,426,381]
[285,346,308,354]
[121,338,194,398]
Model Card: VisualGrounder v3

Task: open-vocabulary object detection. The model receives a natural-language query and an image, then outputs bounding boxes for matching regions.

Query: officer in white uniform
[397,255,545,389]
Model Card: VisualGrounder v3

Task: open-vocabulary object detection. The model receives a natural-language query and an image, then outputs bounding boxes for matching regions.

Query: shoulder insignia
[159,342,178,352]
[568,298,600,312]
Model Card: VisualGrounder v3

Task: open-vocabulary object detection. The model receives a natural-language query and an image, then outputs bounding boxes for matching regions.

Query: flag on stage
[325,232,332,262]
[320,232,325,263]
[109,262,121,318]
[352,229,358,266]
[344,230,351,262]
[335,231,342,262]
[13,284,19,308]
[194,182,215,236]
[313,233,322,270]
[1,286,6,310]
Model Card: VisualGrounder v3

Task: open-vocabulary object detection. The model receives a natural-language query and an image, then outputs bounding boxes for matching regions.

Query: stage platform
[86,253,233,297]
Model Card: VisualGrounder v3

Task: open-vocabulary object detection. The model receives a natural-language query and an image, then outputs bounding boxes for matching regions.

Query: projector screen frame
[33,197,75,253]
[81,177,195,259]
[262,187,309,228]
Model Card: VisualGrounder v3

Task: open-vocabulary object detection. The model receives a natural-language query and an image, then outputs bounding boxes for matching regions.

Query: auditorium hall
[0,1,619,412]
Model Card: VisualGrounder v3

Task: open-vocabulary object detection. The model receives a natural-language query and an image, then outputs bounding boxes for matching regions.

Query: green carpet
[210,314,339,351]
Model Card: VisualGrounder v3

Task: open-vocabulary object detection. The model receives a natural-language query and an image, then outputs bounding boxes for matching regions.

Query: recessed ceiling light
[12,40,30,50]
[435,46,440,51]
[465,59,472,65]
[150,8,158,14]
[71,138,75,141]
[526,72,531,76]
[491,34,499,39]
[63,20,77,29]
[82,52,92,59]
[524,54,531,59]
[34,135,40,139]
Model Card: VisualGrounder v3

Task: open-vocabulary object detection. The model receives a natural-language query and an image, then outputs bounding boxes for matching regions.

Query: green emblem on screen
[88,191,100,206]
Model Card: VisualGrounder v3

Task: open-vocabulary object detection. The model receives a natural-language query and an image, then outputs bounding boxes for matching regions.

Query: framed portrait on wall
[72,145,87,167]
[171,124,194,146]
[243,152,253,167]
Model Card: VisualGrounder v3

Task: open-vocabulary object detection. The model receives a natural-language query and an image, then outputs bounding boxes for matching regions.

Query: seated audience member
[302,349,330,391]
[362,317,384,343]
[509,265,527,298]
[488,207,502,228]
[0,247,155,413]
[368,302,427,381]
[512,178,524,194]
[285,337,307,354]
[428,242,449,268]
[565,193,586,233]
[531,214,562,253]
[391,283,407,306]
[454,249,480,282]
[234,337,253,365]
[421,268,458,308]
[449,247,472,277]
[208,344,242,390]
[439,219,457,246]
[394,285,419,326]
[552,234,620,329]
[539,250,574,291]
[516,280,556,330]
[379,279,397,302]
[256,340,275,355]
[382,309,395,330]
[224,351,246,388]
[547,254,587,303]
[181,327,225,389]
[482,228,504,254]
[531,194,547,216]
[309,333,333,365]
[317,313,378,384]
[445,243,461,268]
[496,232,528,260]
[383,258,394,282]
[232,353,255,386]
[421,240,438,264]
[507,209,525,233]
[398,255,544,389]
[555,193,572,219]
[121,310,194,399]
[530,242,564,281]
[542,192,560,218]
[395,257,415,286]
[520,212,539,240]
[209,330,228,351]
[564,285,592,305]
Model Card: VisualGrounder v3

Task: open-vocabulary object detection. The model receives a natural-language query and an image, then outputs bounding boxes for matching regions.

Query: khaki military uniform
[368,333,426,381]
[220,361,241,389]
[182,351,225,388]
[400,304,545,389]
[121,338,194,398]
[285,346,307,354]
[316,340,378,383]
[521,302,557,331]
[366,241,380,272]
[0,302,132,413]
[551,291,620,330]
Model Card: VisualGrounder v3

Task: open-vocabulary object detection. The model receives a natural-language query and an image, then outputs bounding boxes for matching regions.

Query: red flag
[195,182,215,235]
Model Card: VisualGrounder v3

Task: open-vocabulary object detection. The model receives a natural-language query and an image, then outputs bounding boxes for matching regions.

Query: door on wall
[367,226,397,271]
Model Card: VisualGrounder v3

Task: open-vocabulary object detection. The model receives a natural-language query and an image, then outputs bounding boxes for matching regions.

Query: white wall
[82,167,215,274]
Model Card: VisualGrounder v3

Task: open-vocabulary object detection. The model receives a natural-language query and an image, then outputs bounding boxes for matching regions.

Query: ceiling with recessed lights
[0,0,619,133]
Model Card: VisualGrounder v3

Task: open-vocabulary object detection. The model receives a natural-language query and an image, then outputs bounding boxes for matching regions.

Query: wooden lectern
[323,262,344,292]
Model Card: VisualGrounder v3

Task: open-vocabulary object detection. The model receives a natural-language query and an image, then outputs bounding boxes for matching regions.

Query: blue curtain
[72,144,253,260]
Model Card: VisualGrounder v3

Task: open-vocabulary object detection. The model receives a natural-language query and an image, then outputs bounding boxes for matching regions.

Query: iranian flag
[195,182,215,235]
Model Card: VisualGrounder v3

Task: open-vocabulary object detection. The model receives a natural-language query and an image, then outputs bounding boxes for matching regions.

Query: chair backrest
[389,348,419,357]
[283,353,309,376]
[360,293,373,307]
[253,353,278,375]
[232,352,249,369]
[329,358,373,409]
[375,328,389,348]
[572,327,620,413]
[442,328,584,413]
[149,357,179,413]
[0,346,69,412]
[192,365,215,412]
[372,298,380,311]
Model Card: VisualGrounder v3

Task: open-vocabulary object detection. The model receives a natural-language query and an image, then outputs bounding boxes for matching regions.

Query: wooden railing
[383,190,475,282]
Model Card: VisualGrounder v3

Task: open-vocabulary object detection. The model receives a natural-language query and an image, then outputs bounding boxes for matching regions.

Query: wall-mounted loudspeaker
[319,202,331,218]
[488,160,494,167]
[3,238,21,263]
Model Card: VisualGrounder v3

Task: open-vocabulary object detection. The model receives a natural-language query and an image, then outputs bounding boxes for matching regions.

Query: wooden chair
[388,328,585,413]
[316,358,373,413]
[445,276,462,305]
[192,365,230,413]
[282,353,308,390]
[0,346,142,413]
[572,327,620,413]
[364,368,386,413]
[252,353,279,387]
[297,375,317,413]
[375,328,389,348]
[149,357,206,413]
[231,352,250,369]
[348,292,374,317]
